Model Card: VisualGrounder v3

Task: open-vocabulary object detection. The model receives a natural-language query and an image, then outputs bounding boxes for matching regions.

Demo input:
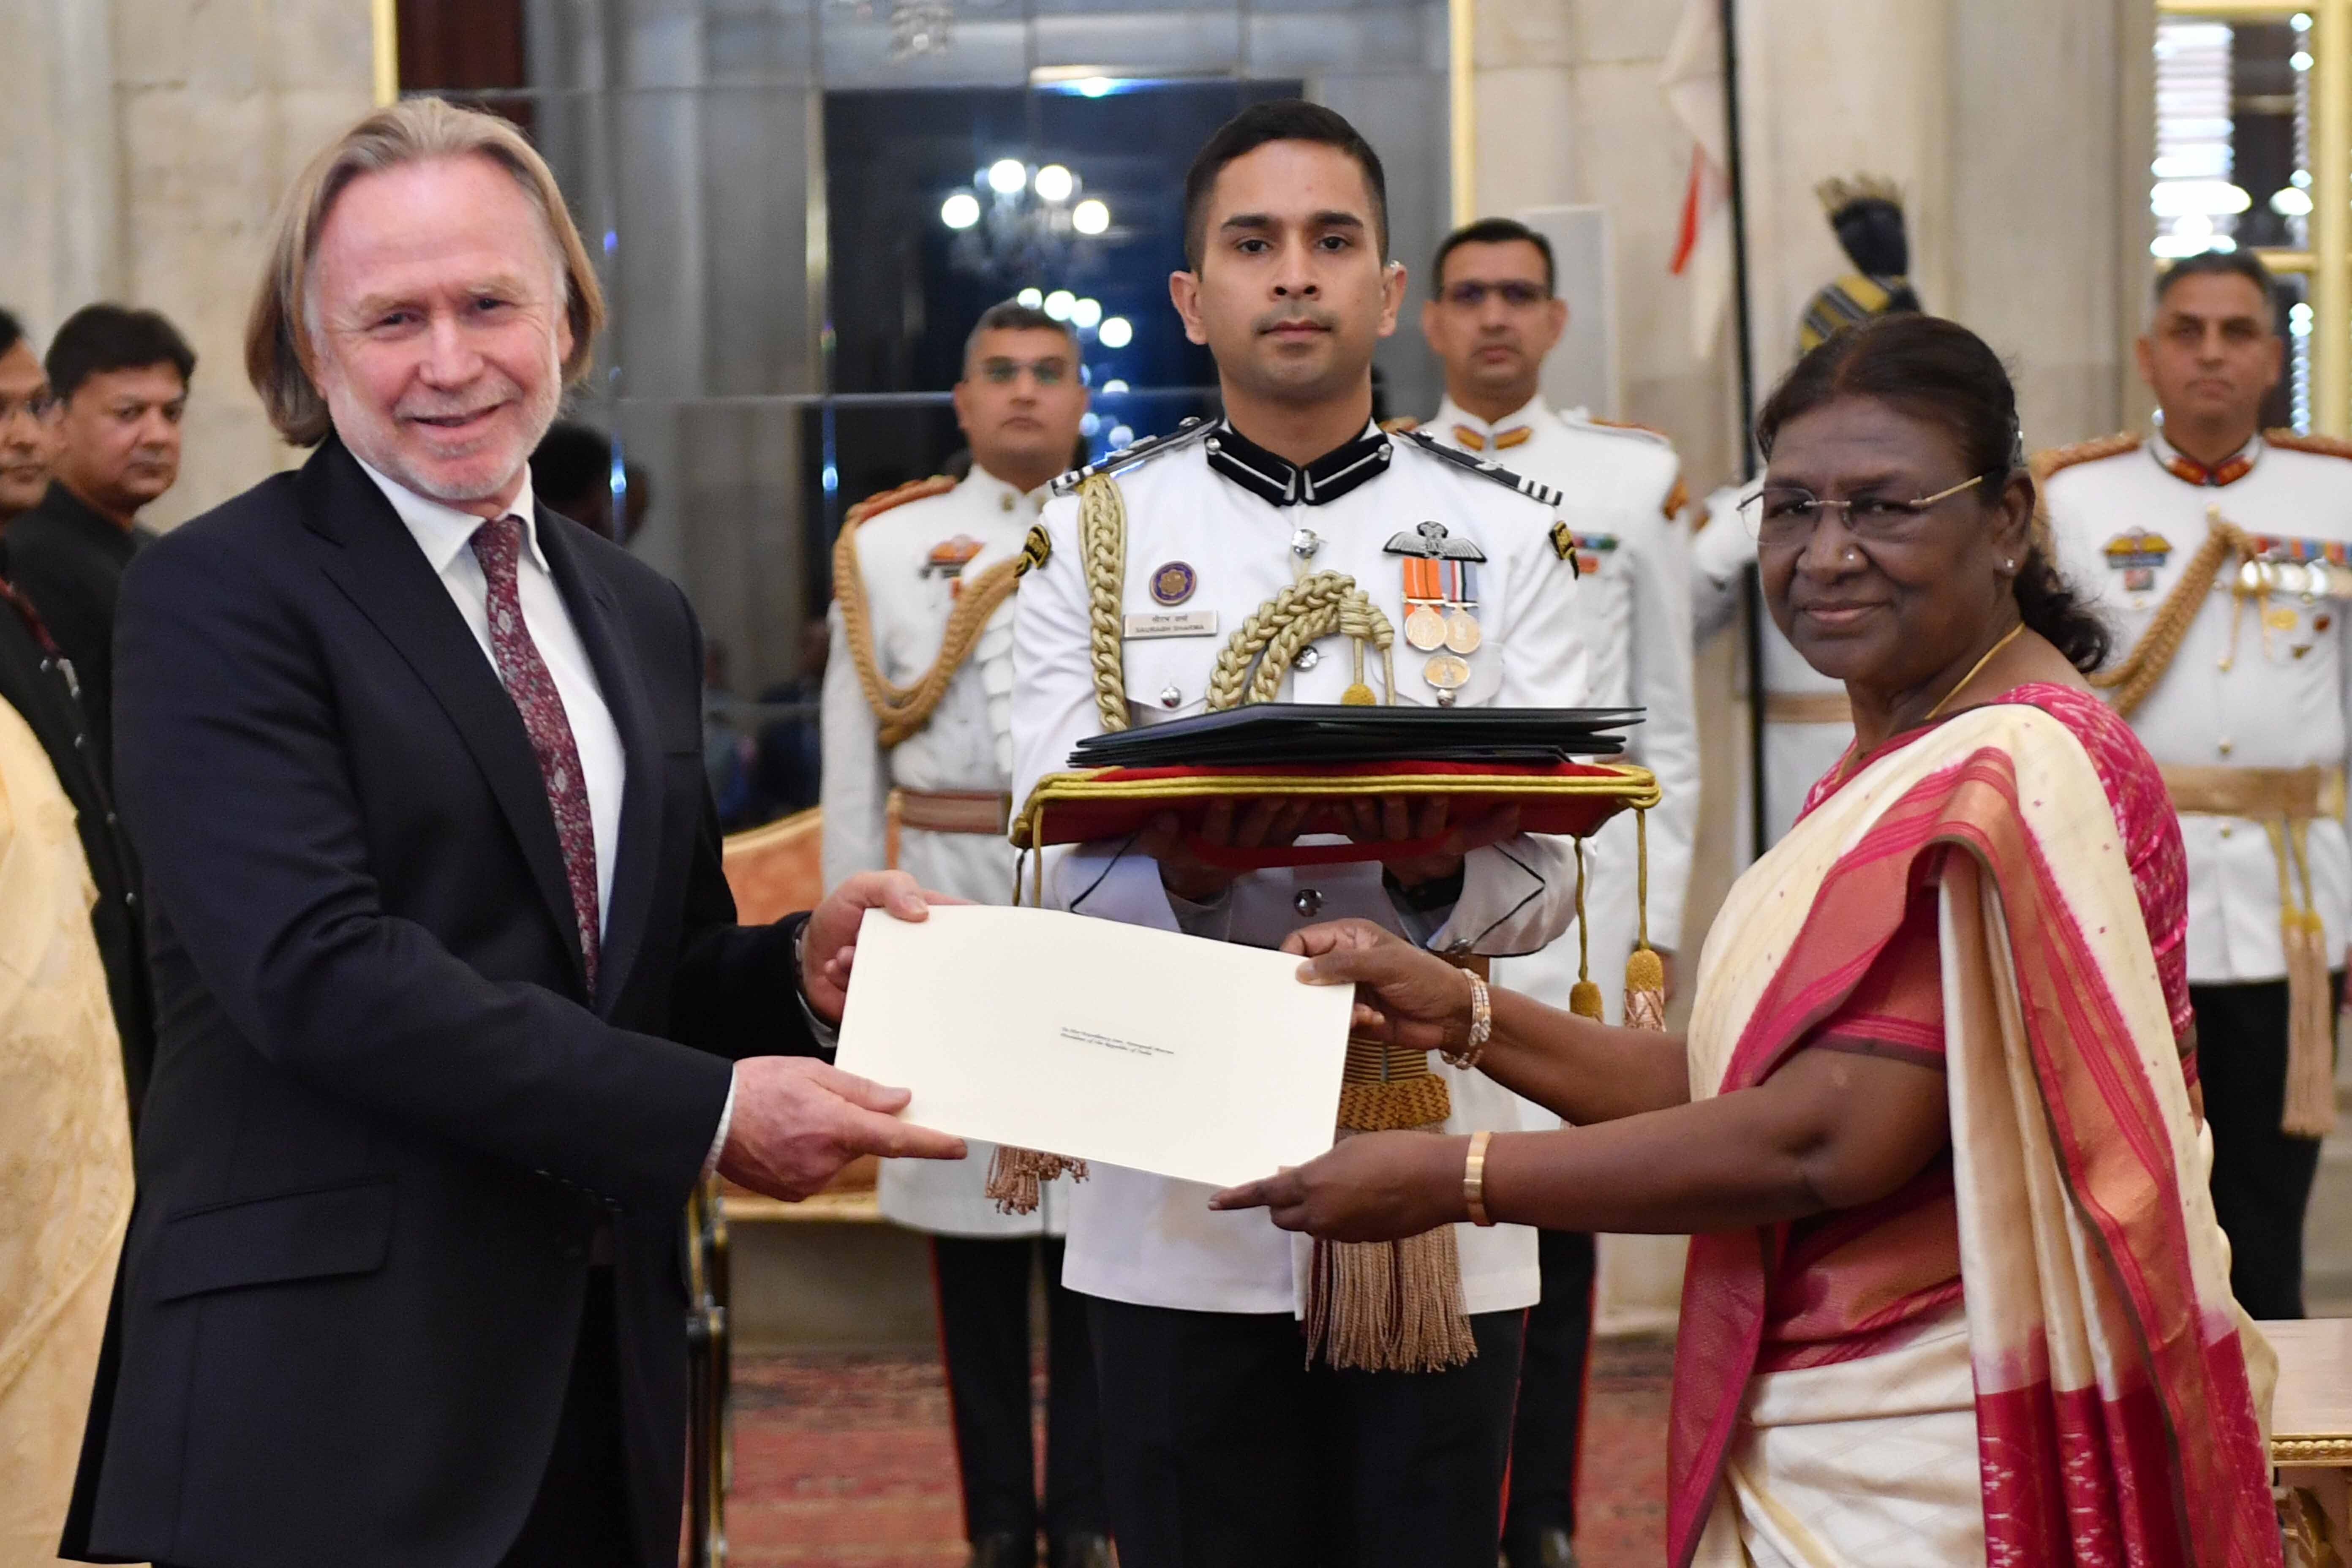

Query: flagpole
[1715,0,1768,859]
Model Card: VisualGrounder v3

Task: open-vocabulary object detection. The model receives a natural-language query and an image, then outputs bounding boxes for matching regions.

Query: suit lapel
[302,442,588,994]
[537,507,662,1015]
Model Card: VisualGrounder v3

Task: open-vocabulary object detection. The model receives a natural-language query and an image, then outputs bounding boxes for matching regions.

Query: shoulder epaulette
[1049,417,1216,498]
[1378,415,1422,435]
[1573,414,1675,449]
[2265,428,2352,461]
[841,474,957,533]
[1394,426,1564,509]
[2028,432,2140,484]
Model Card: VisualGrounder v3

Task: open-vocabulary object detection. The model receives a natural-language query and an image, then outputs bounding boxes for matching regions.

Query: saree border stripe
[1669,703,2278,1568]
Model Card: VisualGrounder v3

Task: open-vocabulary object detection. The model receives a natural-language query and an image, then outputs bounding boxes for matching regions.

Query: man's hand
[1208,1130,1468,1241]
[1338,798,1520,888]
[1140,799,1312,904]
[801,870,964,1024]
[718,1056,966,1200]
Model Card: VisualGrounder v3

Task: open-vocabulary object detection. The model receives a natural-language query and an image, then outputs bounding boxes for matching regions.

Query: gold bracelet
[1441,970,1492,1071]
[1463,1129,1494,1227]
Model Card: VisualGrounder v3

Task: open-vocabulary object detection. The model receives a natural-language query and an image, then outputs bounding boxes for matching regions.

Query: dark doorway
[817,77,1302,517]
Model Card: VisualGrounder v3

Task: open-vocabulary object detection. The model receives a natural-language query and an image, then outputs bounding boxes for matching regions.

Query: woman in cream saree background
[1214,316,2279,1565]
[0,688,133,1568]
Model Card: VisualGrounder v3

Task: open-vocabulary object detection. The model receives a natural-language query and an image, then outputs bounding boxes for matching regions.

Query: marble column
[0,0,374,530]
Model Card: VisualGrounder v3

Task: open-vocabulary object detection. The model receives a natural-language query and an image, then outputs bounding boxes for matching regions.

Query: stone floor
[721,1334,1673,1566]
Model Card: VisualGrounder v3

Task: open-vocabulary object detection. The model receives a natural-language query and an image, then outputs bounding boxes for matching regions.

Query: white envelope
[834,904,1351,1188]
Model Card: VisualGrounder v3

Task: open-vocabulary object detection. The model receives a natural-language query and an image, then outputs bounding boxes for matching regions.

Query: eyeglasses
[0,392,60,426]
[977,358,1071,387]
[1738,474,1987,546]
[1439,280,1549,310]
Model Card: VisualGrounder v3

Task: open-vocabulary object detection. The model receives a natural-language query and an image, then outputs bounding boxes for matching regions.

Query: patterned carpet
[724,1334,1672,1567]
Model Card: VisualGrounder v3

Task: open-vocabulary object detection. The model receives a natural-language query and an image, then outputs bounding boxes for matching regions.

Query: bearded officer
[822,300,1112,1568]
[1010,102,1589,1568]
[2042,248,2352,1321]
[1413,216,1696,1568]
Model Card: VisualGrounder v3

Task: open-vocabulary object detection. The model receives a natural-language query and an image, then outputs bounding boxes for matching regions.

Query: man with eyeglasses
[820,298,1111,1568]
[1413,217,1697,1568]
[2042,247,2352,1323]
[0,308,59,527]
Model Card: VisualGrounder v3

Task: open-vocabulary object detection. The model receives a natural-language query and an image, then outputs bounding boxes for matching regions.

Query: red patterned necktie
[471,515,600,990]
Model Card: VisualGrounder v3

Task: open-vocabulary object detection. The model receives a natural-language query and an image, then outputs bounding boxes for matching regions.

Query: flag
[1661,0,1734,357]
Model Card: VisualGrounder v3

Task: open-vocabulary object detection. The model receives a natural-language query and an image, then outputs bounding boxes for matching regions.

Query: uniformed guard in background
[2042,248,2352,1321]
[1010,103,1591,1568]
[821,301,1112,1568]
[1413,217,1698,1568]
[1693,187,1924,847]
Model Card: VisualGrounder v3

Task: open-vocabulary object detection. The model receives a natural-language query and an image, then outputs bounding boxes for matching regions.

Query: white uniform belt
[2160,763,2346,1139]
[1763,690,1853,726]
[893,787,1013,836]
[2159,764,2346,822]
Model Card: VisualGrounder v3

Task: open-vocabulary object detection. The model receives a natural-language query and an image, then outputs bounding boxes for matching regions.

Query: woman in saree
[1213,314,2281,1566]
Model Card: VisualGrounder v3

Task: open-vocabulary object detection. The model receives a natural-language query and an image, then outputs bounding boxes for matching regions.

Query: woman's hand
[1281,919,1476,1053]
[1209,1131,1467,1241]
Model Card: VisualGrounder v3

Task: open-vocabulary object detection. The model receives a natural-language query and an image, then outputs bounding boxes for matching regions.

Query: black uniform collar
[1203,418,1393,507]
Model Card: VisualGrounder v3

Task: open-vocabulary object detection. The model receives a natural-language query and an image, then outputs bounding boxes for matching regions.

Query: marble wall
[0,0,375,529]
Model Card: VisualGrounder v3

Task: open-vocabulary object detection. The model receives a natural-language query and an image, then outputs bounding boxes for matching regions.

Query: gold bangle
[1441,969,1492,1070]
[1463,1129,1494,1227]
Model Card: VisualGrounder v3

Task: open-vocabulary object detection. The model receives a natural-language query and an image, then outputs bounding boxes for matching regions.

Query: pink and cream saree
[1671,691,2278,1567]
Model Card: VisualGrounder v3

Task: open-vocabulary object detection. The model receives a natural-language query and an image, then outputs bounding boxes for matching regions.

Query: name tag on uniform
[1124,611,1220,639]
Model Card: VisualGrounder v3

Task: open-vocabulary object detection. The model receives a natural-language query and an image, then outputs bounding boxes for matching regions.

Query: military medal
[1403,555,1447,651]
[1440,555,1481,654]
[1385,519,1488,661]
[1423,652,1471,705]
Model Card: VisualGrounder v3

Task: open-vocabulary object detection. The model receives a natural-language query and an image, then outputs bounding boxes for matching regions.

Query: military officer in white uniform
[1010,105,1590,1568]
[2042,249,2352,1321]
[822,301,1111,1568]
[1414,217,1696,1568]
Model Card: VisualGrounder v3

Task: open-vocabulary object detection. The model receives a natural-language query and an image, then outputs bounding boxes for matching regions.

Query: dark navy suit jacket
[63,437,813,1568]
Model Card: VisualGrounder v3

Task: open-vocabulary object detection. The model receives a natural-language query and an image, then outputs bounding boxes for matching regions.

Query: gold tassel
[1624,809,1668,1031]
[2273,822,2340,1138]
[1568,837,1605,1020]
[1303,1037,1478,1372]
[2284,907,2339,1138]
[983,1147,1089,1215]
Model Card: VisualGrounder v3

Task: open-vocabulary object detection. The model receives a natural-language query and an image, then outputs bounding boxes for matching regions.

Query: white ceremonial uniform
[1690,477,1855,847]
[822,465,1073,1237]
[2043,431,2352,981]
[1429,397,1699,1025]
[1010,419,1591,1320]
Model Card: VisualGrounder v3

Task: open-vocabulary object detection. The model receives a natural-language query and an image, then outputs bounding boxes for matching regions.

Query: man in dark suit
[62,97,965,1568]
[10,303,194,784]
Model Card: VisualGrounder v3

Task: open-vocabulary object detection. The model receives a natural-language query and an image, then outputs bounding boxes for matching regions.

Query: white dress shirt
[354,457,747,1185]
[354,456,626,925]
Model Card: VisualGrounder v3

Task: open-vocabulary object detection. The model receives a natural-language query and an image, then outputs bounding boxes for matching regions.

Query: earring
[2004,558,2015,571]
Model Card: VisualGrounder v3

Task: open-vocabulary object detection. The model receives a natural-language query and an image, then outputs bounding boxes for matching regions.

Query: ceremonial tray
[1015,704,1659,873]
